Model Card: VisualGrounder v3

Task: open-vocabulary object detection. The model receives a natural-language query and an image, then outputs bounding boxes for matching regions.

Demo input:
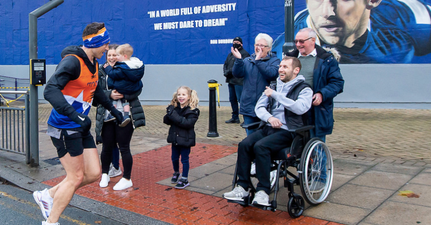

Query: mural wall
[0,0,284,65]
[1,0,430,65]
[273,0,431,63]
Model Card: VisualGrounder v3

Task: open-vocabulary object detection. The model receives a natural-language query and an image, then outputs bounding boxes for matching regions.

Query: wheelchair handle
[289,125,315,135]
[241,121,262,129]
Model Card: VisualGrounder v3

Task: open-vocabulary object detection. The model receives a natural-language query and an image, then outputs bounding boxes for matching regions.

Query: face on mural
[307,0,372,46]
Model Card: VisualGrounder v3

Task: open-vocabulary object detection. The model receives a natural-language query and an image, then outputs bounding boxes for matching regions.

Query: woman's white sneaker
[113,178,133,191]
[99,173,110,188]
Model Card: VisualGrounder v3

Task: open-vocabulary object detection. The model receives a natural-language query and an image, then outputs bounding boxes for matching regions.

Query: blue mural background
[0,0,430,65]
[0,0,285,65]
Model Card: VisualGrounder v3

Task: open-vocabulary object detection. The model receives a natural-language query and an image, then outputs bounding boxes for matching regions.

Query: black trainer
[171,172,180,183]
[175,178,189,189]
[225,118,240,124]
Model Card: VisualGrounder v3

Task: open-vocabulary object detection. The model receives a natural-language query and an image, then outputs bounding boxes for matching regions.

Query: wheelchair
[227,123,333,218]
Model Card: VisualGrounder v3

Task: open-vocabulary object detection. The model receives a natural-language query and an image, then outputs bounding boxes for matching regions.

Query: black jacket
[223,47,250,85]
[163,105,200,147]
[94,64,146,143]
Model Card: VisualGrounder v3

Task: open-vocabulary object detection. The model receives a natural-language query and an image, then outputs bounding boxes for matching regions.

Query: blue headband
[83,27,110,48]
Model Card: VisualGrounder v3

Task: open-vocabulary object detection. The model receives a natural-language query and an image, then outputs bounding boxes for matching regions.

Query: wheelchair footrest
[252,204,274,211]
[227,196,250,206]
[248,200,277,212]
[227,197,277,212]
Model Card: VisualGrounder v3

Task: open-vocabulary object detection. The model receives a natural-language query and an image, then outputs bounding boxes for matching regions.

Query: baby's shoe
[119,112,131,127]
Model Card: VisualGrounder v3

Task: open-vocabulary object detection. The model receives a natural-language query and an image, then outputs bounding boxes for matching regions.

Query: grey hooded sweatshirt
[255,75,313,131]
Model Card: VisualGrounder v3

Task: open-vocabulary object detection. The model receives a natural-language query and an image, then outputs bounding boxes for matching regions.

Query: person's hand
[231,47,241,59]
[110,90,124,100]
[96,136,103,145]
[70,112,91,132]
[264,86,273,97]
[255,46,264,60]
[312,93,323,106]
[166,105,174,115]
[103,62,109,68]
[268,116,282,129]
[110,108,124,124]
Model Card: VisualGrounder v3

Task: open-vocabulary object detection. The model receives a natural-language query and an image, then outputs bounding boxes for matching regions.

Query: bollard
[207,79,220,137]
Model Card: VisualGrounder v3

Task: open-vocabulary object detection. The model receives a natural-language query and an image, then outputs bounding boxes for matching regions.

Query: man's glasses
[294,37,312,44]
[255,44,269,48]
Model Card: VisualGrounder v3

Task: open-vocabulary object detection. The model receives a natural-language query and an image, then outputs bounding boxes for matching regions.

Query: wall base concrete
[336,102,431,109]
[1,64,430,109]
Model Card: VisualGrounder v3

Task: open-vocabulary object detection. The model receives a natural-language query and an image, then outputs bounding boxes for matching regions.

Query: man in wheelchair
[223,56,313,207]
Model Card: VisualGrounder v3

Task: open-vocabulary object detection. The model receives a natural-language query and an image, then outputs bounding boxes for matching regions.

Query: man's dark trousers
[228,83,242,120]
[236,126,294,194]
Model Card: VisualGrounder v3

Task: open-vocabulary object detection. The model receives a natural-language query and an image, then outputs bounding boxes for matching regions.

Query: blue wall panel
[1,0,285,65]
[2,0,430,65]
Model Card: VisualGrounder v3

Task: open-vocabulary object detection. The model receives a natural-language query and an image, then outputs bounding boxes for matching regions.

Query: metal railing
[0,75,30,106]
[0,91,30,161]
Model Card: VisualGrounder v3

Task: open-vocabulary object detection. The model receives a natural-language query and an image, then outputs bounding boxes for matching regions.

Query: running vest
[47,54,99,129]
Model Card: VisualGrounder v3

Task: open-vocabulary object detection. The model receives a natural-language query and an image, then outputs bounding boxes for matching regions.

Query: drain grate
[43,157,61,165]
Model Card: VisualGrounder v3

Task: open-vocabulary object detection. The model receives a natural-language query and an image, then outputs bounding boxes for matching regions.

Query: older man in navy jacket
[286,28,344,141]
[232,33,280,135]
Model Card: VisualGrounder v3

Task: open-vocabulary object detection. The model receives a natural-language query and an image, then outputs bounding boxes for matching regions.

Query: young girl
[163,86,200,189]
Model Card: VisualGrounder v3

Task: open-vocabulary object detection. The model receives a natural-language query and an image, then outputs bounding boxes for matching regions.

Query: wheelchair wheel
[298,138,333,205]
[287,193,304,218]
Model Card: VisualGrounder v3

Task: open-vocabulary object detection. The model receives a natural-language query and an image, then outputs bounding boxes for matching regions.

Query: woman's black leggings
[101,121,134,179]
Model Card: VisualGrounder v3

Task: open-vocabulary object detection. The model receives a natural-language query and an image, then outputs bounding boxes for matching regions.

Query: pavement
[1,103,431,225]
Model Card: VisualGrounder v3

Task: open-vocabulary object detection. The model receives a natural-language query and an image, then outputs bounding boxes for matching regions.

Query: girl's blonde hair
[169,86,199,109]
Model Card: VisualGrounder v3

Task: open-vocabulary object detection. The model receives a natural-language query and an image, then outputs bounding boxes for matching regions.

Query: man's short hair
[299,28,317,39]
[117,44,134,58]
[255,33,273,50]
[82,22,105,38]
[282,56,302,71]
